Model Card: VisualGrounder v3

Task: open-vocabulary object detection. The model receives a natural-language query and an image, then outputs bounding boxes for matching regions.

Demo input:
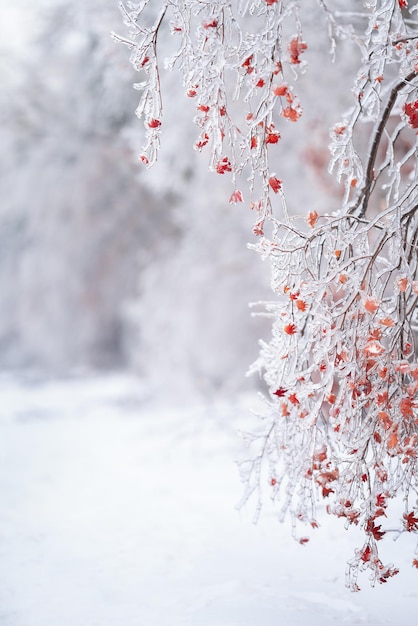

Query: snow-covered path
[0,374,416,625]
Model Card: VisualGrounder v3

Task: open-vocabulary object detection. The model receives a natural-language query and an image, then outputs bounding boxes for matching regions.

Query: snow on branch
[116,0,418,589]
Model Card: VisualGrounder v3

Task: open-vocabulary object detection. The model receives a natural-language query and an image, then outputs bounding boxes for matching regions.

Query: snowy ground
[0,373,417,626]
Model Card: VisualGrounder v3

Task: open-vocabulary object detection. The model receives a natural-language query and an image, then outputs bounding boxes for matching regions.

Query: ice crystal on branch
[116,0,418,589]
[114,0,307,214]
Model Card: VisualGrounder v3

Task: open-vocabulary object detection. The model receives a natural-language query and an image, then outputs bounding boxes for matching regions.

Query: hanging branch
[116,0,418,590]
[350,69,418,219]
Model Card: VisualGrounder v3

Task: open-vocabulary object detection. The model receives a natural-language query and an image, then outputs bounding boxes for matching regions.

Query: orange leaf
[378,411,392,430]
[334,124,346,135]
[364,297,380,313]
[296,299,307,311]
[396,276,408,292]
[387,432,399,449]
[327,393,336,405]
[400,397,415,418]
[306,211,318,228]
[378,317,395,327]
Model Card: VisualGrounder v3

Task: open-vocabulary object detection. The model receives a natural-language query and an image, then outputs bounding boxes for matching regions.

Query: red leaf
[282,106,302,122]
[195,132,209,150]
[361,545,372,563]
[376,493,386,507]
[268,176,282,193]
[273,85,288,97]
[266,131,281,144]
[404,101,418,128]
[242,56,253,73]
[284,323,297,335]
[404,511,418,532]
[288,36,308,65]
[202,19,218,29]
[366,519,385,541]
[216,157,232,174]
[229,190,243,204]
[363,340,385,356]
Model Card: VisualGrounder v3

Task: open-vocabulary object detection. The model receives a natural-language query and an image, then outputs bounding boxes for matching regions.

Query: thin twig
[350,70,418,219]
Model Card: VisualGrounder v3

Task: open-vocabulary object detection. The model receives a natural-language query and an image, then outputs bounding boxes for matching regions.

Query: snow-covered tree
[117,0,418,588]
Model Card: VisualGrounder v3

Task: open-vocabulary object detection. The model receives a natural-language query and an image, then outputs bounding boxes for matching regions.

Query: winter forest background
[1,0,269,397]
[2,1,418,624]
[0,0,352,398]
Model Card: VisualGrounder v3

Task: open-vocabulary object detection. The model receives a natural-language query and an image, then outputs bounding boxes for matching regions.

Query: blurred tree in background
[0,0,273,396]
[0,1,163,371]
[0,0,351,399]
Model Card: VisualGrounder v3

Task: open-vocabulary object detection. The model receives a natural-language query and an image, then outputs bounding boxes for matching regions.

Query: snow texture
[0,373,416,625]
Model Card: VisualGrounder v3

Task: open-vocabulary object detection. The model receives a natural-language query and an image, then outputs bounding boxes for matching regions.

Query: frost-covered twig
[115,0,418,590]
